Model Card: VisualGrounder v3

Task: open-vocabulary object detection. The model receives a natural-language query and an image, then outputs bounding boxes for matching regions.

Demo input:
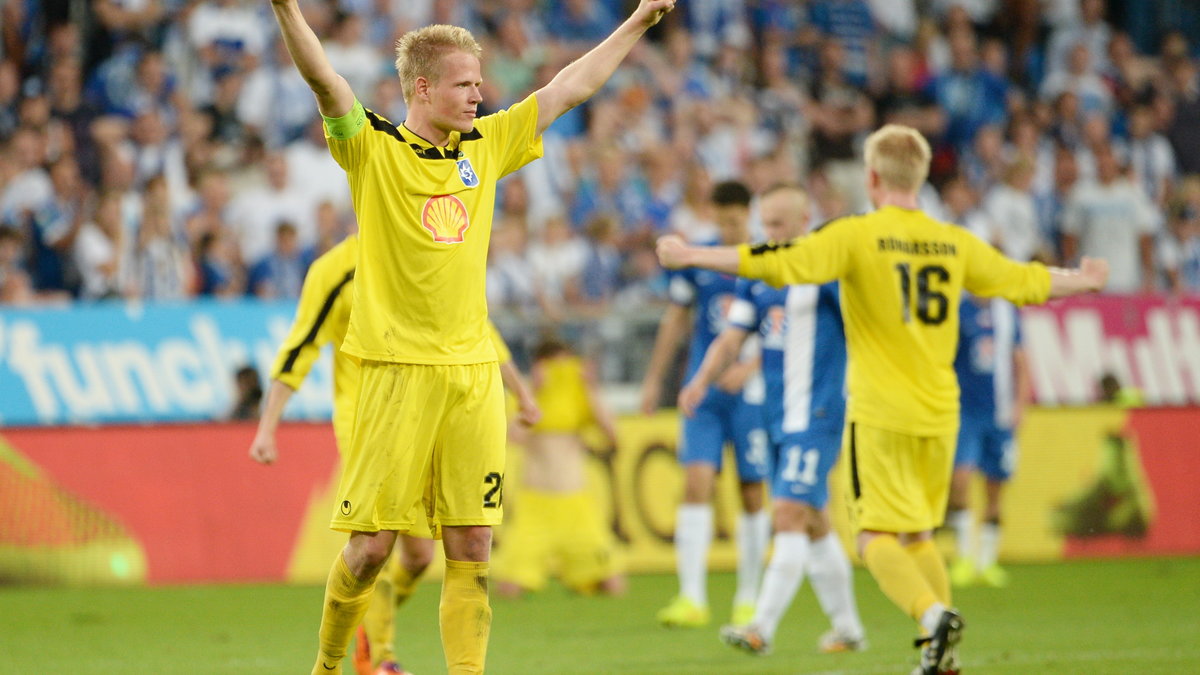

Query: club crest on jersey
[456,157,479,187]
[421,194,470,244]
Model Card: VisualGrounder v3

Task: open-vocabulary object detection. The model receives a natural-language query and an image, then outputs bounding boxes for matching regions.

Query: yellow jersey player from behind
[655,124,1110,675]
[493,337,626,598]
[267,0,676,672]
[248,234,539,675]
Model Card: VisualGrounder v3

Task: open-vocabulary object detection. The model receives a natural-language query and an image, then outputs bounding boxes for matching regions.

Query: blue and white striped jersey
[955,295,1021,427]
[727,278,846,441]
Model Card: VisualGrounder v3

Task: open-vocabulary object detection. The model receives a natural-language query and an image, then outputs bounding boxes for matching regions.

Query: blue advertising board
[0,300,333,426]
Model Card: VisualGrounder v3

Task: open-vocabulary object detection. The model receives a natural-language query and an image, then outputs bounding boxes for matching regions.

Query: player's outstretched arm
[1048,256,1109,299]
[678,326,749,417]
[656,235,741,274]
[499,359,542,427]
[640,302,690,415]
[269,0,354,117]
[249,380,297,465]
[533,0,676,135]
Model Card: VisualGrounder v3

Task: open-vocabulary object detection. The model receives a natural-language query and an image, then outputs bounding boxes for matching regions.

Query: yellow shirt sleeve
[473,93,544,178]
[737,218,855,287]
[488,321,513,364]
[322,100,372,171]
[960,233,1052,306]
[270,256,354,390]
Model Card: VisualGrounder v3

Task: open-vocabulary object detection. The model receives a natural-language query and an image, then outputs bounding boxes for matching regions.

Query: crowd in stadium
[1,0,1199,308]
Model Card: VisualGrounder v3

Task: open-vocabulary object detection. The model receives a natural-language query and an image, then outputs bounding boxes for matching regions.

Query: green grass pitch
[2,557,1197,674]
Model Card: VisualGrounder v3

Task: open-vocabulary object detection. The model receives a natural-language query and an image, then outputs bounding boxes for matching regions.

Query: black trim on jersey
[363,109,484,160]
[748,240,795,256]
[849,422,862,499]
[280,269,355,374]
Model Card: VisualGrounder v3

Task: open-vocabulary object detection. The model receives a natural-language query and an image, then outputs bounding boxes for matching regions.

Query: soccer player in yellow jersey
[267,0,676,672]
[247,234,538,675]
[656,124,1110,675]
[493,337,625,598]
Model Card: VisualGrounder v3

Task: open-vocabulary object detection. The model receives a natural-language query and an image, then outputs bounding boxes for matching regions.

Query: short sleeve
[668,270,696,306]
[726,279,759,331]
[473,93,545,178]
[323,100,371,171]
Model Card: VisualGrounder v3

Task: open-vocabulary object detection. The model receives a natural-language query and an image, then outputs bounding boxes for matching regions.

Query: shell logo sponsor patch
[421,194,470,244]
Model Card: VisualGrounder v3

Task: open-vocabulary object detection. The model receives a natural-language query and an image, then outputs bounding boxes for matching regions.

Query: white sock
[676,503,713,606]
[979,521,1001,568]
[752,532,810,641]
[948,508,974,562]
[920,602,948,637]
[734,509,771,606]
[807,532,865,640]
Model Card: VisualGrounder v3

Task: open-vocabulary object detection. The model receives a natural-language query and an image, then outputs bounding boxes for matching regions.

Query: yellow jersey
[738,205,1051,436]
[270,235,359,446]
[323,95,544,365]
[531,356,594,434]
[269,234,514,446]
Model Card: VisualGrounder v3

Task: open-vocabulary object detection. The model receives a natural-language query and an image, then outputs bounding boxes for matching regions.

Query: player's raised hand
[1080,257,1109,292]
[656,234,690,270]
[633,0,677,29]
[249,431,278,465]
[677,380,706,418]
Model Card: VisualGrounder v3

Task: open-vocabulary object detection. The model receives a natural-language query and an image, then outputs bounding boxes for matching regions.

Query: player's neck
[402,112,453,148]
[875,191,920,210]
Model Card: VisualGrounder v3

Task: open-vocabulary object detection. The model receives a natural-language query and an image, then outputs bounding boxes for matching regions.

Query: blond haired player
[267,0,676,672]
[656,124,1110,675]
[248,234,538,675]
[494,337,625,597]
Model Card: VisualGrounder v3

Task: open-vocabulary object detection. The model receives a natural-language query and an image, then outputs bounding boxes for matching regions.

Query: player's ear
[414,76,430,101]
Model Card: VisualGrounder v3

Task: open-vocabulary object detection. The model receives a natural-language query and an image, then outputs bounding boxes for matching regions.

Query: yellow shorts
[492,488,618,592]
[844,421,956,534]
[331,360,507,538]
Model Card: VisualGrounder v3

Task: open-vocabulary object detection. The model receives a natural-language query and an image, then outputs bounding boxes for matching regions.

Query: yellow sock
[391,557,420,606]
[862,535,940,622]
[312,554,376,675]
[440,559,491,675]
[361,557,399,666]
[906,538,951,606]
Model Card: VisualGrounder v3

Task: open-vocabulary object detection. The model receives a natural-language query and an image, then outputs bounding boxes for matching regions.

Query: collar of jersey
[398,124,481,160]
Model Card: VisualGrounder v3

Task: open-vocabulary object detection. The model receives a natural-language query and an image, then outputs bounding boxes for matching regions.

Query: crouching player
[494,337,625,596]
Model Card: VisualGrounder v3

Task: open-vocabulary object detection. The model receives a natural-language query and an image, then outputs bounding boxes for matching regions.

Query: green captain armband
[322,100,366,140]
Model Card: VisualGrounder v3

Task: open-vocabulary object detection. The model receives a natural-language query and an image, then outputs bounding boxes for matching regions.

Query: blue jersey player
[947,294,1030,588]
[679,184,866,655]
[641,181,770,629]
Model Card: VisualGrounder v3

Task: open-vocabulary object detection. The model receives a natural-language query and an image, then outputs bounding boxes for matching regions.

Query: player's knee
[400,536,435,575]
[443,525,492,562]
[739,481,765,512]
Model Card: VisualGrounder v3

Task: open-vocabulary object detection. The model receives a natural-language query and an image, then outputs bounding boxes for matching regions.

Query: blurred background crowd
[2,0,1200,312]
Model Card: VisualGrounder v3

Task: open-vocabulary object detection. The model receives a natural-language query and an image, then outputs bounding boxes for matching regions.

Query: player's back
[812,206,1047,436]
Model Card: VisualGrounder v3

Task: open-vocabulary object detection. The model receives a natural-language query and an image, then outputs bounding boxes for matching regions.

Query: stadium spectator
[229,150,314,263]
[981,158,1045,262]
[1046,0,1112,77]
[1126,103,1177,208]
[1040,42,1114,117]
[0,224,32,304]
[1061,145,1158,292]
[1164,57,1200,176]
[73,189,126,300]
[125,174,191,300]
[247,221,308,300]
[926,26,1009,151]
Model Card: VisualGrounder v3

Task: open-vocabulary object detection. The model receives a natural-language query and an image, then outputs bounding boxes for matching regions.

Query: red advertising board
[1022,295,1200,406]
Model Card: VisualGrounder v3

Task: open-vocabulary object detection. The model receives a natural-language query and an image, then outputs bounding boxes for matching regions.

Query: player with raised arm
[677,184,866,655]
[267,0,676,671]
[656,124,1109,675]
[641,181,771,629]
[248,234,538,675]
[945,294,1029,589]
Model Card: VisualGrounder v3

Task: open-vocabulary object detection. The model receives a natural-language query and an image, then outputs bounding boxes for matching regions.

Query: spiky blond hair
[394,24,482,102]
[863,124,932,193]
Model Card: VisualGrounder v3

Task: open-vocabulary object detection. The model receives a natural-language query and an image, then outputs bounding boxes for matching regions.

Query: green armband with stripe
[322,100,366,140]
